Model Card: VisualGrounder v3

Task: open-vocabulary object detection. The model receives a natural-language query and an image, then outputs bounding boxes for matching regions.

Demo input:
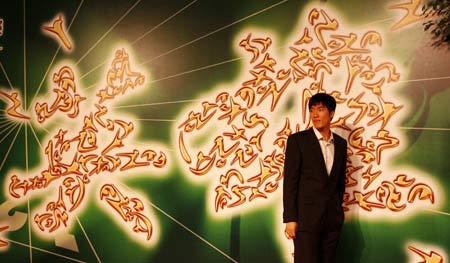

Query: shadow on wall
[338,211,365,263]
[337,123,365,263]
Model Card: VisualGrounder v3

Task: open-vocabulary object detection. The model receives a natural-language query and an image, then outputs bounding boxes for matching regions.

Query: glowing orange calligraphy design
[0,225,9,248]
[100,184,153,240]
[0,18,3,52]
[0,89,30,120]
[389,0,431,31]
[0,18,3,36]
[96,48,145,104]
[34,66,86,123]
[7,48,167,242]
[408,246,443,263]
[175,7,437,217]
[42,14,72,51]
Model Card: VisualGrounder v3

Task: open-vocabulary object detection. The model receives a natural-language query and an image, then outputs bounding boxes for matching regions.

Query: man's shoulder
[332,132,347,144]
[288,129,313,141]
[290,129,312,137]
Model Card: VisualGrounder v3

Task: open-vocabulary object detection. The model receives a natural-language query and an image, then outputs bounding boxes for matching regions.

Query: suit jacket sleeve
[283,134,301,223]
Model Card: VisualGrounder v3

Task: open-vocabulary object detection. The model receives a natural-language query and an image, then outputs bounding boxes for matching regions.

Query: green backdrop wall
[0,0,449,262]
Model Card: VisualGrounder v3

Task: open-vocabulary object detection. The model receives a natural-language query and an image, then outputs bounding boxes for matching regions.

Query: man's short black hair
[308,93,336,112]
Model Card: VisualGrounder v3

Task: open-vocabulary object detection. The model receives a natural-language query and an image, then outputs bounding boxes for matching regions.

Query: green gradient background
[0,0,449,262]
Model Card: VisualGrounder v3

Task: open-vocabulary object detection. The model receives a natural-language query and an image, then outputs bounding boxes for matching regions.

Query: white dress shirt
[312,127,335,175]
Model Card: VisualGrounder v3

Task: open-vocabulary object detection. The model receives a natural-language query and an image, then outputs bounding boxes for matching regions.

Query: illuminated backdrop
[0,0,449,262]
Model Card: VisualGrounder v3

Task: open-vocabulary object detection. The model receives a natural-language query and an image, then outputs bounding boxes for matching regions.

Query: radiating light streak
[149,57,242,84]
[0,123,22,171]
[400,127,450,131]
[6,239,87,263]
[27,200,33,262]
[30,0,84,109]
[25,122,29,173]
[75,0,142,66]
[134,118,176,122]
[399,76,450,83]
[131,0,198,45]
[360,17,395,27]
[23,0,27,109]
[119,182,239,263]
[425,208,450,217]
[84,1,286,90]
[0,121,11,129]
[0,120,15,130]
[28,122,44,151]
[75,216,102,263]
[80,0,198,80]
[140,0,289,66]
[0,122,19,144]
[25,122,31,261]
[0,61,14,89]
[113,99,199,109]
[84,55,236,90]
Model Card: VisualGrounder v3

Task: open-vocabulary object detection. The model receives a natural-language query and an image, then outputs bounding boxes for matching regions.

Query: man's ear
[330,110,335,121]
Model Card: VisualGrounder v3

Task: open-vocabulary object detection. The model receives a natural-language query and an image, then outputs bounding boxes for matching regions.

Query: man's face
[309,103,334,131]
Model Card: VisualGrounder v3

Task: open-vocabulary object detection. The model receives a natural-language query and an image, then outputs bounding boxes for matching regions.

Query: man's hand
[284,222,298,239]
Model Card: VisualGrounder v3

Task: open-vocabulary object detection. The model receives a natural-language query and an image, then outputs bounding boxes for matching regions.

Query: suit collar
[306,129,328,176]
[307,128,343,178]
[312,126,334,143]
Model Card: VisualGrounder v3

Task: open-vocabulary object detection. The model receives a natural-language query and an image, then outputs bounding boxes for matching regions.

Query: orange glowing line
[179,131,192,164]
[42,15,73,50]
[0,225,9,248]
[0,90,30,120]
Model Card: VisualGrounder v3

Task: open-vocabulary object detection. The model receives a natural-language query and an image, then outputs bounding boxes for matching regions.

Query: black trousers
[293,201,343,263]
[293,230,340,263]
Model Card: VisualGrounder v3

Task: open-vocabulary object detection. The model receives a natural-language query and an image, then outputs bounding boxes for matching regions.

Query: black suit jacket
[283,128,347,232]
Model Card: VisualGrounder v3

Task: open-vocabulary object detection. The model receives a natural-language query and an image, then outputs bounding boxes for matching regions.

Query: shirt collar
[312,126,334,143]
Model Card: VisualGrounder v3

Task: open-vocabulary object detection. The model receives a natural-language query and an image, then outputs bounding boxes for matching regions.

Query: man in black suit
[283,93,347,263]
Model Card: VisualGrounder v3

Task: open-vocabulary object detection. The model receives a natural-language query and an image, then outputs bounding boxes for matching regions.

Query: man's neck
[317,127,331,141]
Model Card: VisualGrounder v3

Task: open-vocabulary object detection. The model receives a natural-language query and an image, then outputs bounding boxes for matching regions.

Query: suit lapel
[329,132,342,178]
[307,128,328,177]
